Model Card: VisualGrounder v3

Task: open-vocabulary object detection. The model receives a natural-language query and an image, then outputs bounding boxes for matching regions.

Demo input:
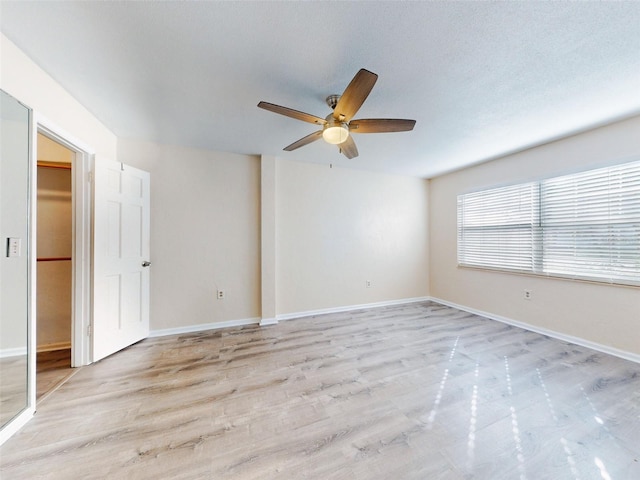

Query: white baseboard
[147,296,638,364]
[430,296,640,364]
[37,342,71,353]
[276,296,431,321]
[0,347,27,359]
[149,317,261,338]
[149,298,431,337]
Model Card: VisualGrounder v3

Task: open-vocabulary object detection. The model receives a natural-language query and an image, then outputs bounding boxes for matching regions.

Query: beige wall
[5,30,636,357]
[37,136,73,349]
[429,115,640,356]
[118,141,431,329]
[276,159,430,315]
[117,139,262,330]
[37,133,74,164]
[36,167,72,348]
[3,31,430,336]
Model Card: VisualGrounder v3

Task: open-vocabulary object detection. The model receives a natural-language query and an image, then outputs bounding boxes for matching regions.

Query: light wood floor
[0,348,73,425]
[1,301,639,479]
[0,354,27,427]
[36,349,75,403]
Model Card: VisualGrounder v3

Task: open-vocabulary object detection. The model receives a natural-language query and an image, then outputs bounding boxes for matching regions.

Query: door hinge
[88,171,93,183]
[87,324,92,337]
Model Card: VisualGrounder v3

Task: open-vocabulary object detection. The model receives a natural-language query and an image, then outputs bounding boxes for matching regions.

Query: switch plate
[7,237,21,257]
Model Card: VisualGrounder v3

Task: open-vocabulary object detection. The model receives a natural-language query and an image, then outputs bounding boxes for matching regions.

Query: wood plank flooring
[0,354,27,427]
[1,301,639,479]
[36,349,75,403]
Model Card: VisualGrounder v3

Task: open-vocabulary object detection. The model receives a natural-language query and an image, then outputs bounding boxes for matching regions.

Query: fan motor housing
[326,95,340,110]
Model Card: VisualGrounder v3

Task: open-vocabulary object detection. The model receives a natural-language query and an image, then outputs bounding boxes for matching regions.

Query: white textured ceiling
[2,1,640,178]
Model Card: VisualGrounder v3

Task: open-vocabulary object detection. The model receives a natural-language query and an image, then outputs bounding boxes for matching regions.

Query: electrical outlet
[523,289,532,300]
[217,290,225,299]
[366,280,372,288]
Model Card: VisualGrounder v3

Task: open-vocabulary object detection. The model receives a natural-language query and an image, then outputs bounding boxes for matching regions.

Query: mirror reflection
[0,89,31,429]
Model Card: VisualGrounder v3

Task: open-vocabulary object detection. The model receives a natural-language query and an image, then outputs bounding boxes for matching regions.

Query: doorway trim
[35,113,94,367]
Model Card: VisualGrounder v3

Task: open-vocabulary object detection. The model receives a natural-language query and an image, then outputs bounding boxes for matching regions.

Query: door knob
[142,261,151,267]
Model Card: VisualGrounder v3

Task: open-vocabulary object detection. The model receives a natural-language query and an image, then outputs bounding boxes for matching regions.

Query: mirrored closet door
[0,89,34,441]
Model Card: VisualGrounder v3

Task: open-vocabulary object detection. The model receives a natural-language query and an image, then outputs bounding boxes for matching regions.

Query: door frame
[35,114,94,367]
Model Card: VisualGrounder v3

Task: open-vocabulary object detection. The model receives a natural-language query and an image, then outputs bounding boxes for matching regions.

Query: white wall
[117,139,262,330]
[0,34,116,159]
[430,115,640,356]
[276,159,430,315]
[2,34,117,355]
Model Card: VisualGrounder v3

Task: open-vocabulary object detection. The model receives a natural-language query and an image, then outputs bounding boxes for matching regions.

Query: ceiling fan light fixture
[323,123,349,144]
[258,68,415,159]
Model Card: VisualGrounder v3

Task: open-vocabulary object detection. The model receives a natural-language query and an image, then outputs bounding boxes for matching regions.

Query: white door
[92,158,150,362]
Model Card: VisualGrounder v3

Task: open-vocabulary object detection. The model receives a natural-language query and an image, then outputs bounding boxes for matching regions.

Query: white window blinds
[457,160,640,286]
[541,162,640,284]
[457,183,539,272]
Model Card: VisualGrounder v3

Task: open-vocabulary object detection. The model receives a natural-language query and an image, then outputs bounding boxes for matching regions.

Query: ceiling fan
[258,68,416,159]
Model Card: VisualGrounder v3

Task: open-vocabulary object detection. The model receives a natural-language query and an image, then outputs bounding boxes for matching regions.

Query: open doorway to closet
[33,123,149,402]
[36,133,75,401]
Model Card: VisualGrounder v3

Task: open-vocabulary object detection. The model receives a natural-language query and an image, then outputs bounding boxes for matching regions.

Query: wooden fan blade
[283,130,324,151]
[338,135,358,159]
[333,69,378,122]
[258,101,327,125]
[349,119,416,133]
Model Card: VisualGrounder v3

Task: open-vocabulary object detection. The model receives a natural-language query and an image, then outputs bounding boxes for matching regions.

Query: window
[457,160,640,286]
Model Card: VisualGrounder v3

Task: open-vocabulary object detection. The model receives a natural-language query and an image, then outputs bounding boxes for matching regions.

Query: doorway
[35,122,93,372]
[34,122,150,387]
[35,134,75,400]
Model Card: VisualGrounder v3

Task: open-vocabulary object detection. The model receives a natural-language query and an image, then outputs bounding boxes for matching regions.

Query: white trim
[70,149,92,367]
[35,113,96,155]
[276,296,431,321]
[0,347,28,358]
[0,408,34,447]
[259,317,278,326]
[148,298,433,336]
[149,317,261,338]
[37,342,71,353]
[430,296,640,364]
[27,102,37,435]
